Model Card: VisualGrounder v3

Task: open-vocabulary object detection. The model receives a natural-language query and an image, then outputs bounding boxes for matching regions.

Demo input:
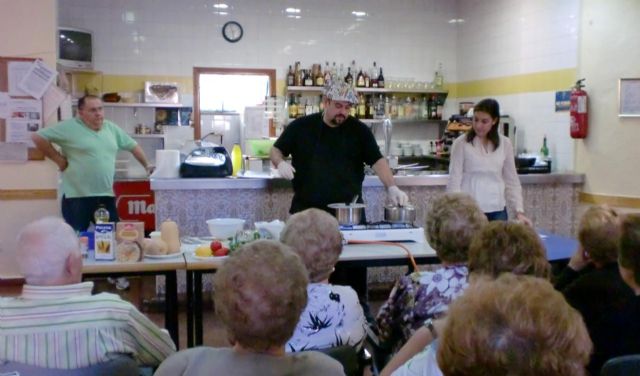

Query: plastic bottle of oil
[231,143,243,177]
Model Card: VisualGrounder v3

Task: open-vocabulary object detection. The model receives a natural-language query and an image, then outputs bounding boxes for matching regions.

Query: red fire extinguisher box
[113,180,155,234]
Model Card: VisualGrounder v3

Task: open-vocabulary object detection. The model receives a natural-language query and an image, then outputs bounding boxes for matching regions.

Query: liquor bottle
[288,94,298,119]
[364,71,370,88]
[315,65,325,87]
[435,96,444,120]
[390,95,398,119]
[397,97,405,119]
[323,61,332,84]
[286,65,294,87]
[376,94,385,118]
[350,60,357,81]
[93,204,109,224]
[305,98,313,115]
[434,63,444,89]
[319,95,324,111]
[312,96,320,113]
[231,143,242,177]
[344,67,353,86]
[420,96,429,119]
[356,68,365,87]
[296,94,305,118]
[331,62,338,82]
[427,95,435,119]
[294,61,302,86]
[540,135,549,159]
[349,104,357,118]
[377,67,385,88]
[357,95,366,119]
[366,95,374,119]
[370,62,378,88]
[303,69,313,86]
[384,95,390,117]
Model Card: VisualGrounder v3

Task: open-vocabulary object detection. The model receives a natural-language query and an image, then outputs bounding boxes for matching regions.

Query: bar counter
[152,172,584,237]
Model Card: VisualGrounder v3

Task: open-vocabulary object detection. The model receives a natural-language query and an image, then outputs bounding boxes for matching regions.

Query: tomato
[210,240,223,252]
[214,247,229,257]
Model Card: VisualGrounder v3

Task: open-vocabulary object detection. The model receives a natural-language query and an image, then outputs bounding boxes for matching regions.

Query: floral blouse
[376,265,468,347]
[286,283,366,352]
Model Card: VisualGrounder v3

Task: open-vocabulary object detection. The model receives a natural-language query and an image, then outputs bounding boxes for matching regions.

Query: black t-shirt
[274,113,382,213]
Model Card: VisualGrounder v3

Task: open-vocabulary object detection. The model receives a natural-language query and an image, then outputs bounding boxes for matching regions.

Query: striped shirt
[0,282,176,369]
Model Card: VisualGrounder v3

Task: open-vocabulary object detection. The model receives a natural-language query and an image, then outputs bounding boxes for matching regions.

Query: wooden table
[82,255,187,348]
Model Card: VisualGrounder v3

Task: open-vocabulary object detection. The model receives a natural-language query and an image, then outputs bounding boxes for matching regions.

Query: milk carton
[94,223,116,260]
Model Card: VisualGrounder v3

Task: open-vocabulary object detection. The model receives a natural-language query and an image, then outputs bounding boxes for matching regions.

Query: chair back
[0,355,139,376]
[601,354,640,376]
[316,345,361,376]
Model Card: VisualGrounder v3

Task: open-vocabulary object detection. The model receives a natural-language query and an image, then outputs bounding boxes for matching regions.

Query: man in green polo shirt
[31,95,155,232]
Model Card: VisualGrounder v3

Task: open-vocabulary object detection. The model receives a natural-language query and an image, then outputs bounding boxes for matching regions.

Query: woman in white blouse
[447,98,532,225]
[280,208,366,352]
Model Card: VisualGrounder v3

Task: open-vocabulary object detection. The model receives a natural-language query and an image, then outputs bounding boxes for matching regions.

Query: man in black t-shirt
[271,81,407,214]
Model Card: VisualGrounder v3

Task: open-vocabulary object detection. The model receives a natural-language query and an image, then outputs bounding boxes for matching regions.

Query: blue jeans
[485,207,508,221]
[62,195,119,232]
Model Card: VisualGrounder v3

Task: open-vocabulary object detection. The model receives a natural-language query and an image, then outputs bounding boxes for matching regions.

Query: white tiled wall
[455,0,580,171]
[59,0,581,171]
[58,0,459,82]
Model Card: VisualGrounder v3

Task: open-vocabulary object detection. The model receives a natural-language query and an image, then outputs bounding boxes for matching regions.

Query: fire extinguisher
[570,78,588,139]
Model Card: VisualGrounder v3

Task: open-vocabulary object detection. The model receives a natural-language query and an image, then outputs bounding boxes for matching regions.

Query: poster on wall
[5,98,42,145]
[619,78,640,117]
[555,91,571,112]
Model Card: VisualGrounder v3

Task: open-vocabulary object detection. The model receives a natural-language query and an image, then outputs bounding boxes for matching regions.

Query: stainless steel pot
[384,204,416,224]
[328,203,366,226]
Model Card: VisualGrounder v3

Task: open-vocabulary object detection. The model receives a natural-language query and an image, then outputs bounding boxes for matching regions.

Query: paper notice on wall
[0,142,28,162]
[6,98,42,145]
[43,85,68,120]
[7,61,32,96]
[0,92,9,118]
[17,60,57,99]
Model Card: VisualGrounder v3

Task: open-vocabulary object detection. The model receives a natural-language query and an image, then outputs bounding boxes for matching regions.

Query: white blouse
[447,133,524,213]
[286,283,366,352]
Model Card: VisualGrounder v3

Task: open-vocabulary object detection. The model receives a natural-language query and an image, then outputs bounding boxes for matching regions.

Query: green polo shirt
[38,118,137,198]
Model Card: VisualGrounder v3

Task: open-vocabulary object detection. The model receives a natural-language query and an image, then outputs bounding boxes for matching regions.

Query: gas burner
[339,222,417,231]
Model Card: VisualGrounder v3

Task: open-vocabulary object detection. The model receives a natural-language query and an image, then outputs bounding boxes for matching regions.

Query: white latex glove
[388,185,409,206]
[277,161,296,180]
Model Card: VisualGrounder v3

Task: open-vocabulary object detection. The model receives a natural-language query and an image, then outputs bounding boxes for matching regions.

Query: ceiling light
[213,3,228,9]
[352,11,367,17]
[448,18,465,24]
[285,7,301,14]
[287,15,301,19]
[215,11,228,15]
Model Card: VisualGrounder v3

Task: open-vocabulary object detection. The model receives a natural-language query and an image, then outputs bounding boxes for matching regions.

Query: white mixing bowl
[206,218,245,239]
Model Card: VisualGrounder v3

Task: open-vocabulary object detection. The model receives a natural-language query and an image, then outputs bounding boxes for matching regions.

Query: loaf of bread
[116,241,142,262]
[143,238,169,256]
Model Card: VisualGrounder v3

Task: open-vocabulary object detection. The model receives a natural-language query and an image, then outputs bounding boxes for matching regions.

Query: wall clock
[222,21,243,43]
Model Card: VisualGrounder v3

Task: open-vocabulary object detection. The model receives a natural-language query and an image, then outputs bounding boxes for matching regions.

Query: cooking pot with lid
[384,204,416,224]
[179,146,232,178]
[328,203,366,226]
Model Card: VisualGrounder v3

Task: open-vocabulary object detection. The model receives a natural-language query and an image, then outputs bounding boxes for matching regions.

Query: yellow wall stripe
[580,192,640,209]
[451,68,577,98]
[76,68,576,100]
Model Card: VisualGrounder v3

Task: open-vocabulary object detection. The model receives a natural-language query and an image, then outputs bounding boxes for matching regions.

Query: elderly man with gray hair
[0,217,175,370]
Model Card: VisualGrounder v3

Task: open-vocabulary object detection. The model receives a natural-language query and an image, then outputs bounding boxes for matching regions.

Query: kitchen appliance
[328,203,366,226]
[384,204,417,224]
[339,222,425,243]
[179,146,232,178]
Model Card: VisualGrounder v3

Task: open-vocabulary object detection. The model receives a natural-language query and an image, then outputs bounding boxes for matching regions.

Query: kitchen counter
[152,172,584,238]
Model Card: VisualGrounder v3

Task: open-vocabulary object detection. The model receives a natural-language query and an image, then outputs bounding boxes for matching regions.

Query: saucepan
[328,203,366,226]
[384,204,416,224]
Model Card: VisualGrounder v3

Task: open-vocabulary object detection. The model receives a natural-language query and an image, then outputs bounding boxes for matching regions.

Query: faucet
[198,132,223,147]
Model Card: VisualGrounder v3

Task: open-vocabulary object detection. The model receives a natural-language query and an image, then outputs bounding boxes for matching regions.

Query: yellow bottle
[231,143,242,176]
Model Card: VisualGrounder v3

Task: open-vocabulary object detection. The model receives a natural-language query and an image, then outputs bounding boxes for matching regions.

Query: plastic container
[206,218,246,239]
[231,143,242,177]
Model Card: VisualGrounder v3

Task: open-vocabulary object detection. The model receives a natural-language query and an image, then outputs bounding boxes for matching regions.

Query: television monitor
[57,27,93,70]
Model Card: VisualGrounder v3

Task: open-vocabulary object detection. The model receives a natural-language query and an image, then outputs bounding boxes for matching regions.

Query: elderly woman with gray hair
[280,208,367,352]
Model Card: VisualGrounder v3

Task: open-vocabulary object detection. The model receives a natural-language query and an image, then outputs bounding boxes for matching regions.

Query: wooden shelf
[286,86,448,95]
[71,99,187,108]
